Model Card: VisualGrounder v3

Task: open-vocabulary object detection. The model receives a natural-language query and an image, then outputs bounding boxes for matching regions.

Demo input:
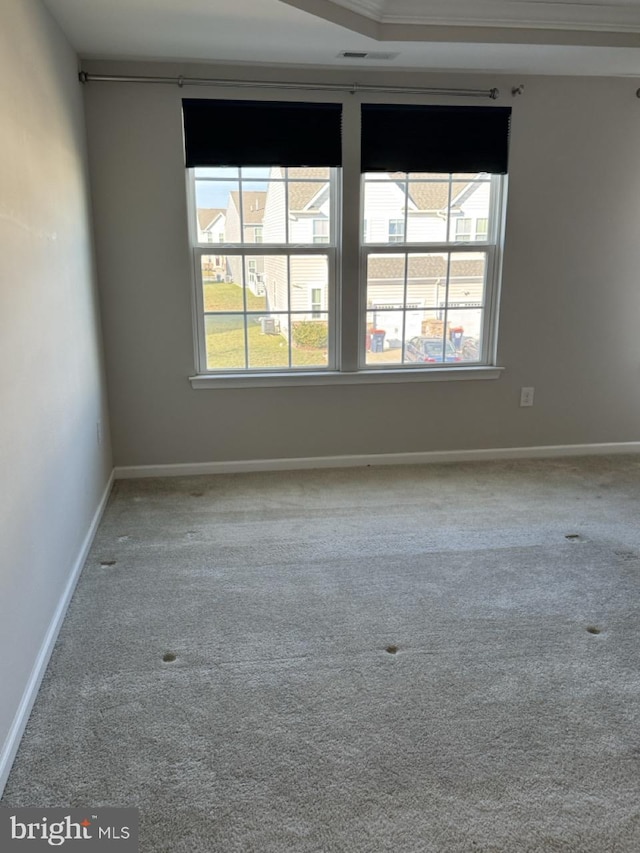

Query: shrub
[292,321,328,349]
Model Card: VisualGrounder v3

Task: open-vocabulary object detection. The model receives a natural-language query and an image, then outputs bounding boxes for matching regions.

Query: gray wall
[83,60,640,466]
[0,0,111,786]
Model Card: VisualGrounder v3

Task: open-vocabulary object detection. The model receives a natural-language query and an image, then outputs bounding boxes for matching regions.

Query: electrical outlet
[520,387,535,407]
[96,420,103,446]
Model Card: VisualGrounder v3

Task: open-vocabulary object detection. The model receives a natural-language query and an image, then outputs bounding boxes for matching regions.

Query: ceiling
[42,0,640,76]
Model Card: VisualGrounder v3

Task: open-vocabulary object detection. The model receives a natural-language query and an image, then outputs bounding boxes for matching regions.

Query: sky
[196,180,268,209]
[194,167,271,209]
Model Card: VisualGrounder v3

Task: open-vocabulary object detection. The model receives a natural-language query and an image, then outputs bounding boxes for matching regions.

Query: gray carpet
[3,457,640,851]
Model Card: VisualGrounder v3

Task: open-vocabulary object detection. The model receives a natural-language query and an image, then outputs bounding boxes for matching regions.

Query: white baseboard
[0,472,115,798]
[114,442,640,479]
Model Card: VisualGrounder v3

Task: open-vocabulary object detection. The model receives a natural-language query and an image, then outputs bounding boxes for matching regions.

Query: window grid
[192,166,336,373]
[361,171,500,369]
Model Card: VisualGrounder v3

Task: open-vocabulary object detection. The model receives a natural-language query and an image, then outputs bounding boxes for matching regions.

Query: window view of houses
[194,167,495,371]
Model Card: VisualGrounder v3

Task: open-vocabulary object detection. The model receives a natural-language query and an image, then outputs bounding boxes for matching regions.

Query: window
[311,287,323,318]
[455,218,472,241]
[313,219,329,244]
[388,220,405,243]
[362,171,502,367]
[184,98,509,379]
[191,165,336,371]
[475,218,488,240]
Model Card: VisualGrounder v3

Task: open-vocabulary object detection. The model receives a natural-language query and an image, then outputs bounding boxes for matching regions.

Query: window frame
[358,172,506,370]
[187,166,340,376]
[186,96,508,387]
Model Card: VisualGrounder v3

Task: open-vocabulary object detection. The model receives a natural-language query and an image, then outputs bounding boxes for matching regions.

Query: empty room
[2,0,640,850]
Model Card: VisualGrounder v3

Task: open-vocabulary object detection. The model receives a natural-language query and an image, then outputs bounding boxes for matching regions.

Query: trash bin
[450,326,464,352]
[370,330,385,353]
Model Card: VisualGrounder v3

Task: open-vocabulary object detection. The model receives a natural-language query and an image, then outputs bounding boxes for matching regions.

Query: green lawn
[204,281,327,369]
[203,280,266,312]
[206,320,327,370]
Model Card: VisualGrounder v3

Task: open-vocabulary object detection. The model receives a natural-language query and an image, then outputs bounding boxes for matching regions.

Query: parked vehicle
[404,336,461,363]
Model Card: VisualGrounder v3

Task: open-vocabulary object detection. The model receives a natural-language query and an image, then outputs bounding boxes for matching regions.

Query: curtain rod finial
[78,70,88,84]
[490,88,499,100]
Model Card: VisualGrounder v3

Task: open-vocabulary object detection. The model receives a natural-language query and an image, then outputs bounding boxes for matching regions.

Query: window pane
[445,308,484,363]
[288,182,330,244]
[366,253,406,311]
[263,255,289,312]
[363,177,407,244]
[403,312,454,365]
[241,188,270,242]
[291,313,329,367]
[201,255,267,312]
[448,252,487,308]
[243,255,268,307]
[406,180,450,243]
[449,180,492,242]
[247,313,289,369]
[205,314,246,370]
[365,312,402,366]
[290,255,328,315]
[406,253,448,310]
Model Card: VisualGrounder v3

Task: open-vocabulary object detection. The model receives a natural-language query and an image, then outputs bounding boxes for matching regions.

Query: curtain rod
[78,71,499,100]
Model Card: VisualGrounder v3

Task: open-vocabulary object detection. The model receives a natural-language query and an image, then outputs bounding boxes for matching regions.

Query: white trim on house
[0,473,115,798]
[114,443,640,479]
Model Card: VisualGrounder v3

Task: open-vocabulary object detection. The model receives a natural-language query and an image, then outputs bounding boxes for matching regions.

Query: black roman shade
[182,99,343,168]
[361,104,511,174]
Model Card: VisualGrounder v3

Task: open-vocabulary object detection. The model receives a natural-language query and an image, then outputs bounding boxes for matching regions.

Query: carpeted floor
[3,457,640,851]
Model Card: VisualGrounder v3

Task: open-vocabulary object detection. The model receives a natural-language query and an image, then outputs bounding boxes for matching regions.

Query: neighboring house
[363,173,490,245]
[364,176,489,343]
[263,167,330,335]
[366,253,485,344]
[197,207,226,243]
[260,170,489,345]
[198,208,227,280]
[225,190,266,295]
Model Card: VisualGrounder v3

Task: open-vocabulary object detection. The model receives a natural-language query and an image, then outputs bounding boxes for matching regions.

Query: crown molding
[280,0,640,45]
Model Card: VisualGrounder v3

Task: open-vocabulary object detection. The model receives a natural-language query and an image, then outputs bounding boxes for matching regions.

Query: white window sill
[189,366,504,389]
